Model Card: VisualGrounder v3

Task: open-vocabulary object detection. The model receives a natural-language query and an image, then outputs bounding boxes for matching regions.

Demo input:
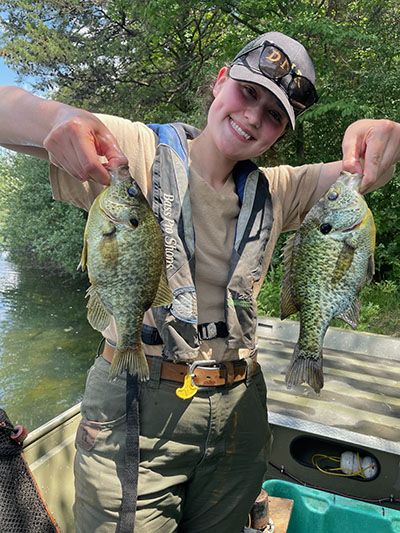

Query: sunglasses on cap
[234,40,318,115]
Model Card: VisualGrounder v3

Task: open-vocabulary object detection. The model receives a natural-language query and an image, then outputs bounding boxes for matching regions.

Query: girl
[1,31,399,533]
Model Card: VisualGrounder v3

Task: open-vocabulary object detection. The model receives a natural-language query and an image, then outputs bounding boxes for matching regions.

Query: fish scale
[280,171,376,393]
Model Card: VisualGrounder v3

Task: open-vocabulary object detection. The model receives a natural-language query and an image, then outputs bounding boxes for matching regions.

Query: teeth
[230,119,251,140]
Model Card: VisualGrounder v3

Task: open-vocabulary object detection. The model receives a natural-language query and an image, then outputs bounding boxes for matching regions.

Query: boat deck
[257,317,400,455]
[22,318,400,531]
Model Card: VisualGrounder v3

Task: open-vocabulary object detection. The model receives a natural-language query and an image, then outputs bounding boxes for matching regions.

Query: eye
[328,190,339,201]
[130,217,139,228]
[127,187,137,197]
[320,223,332,234]
[244,85,257,98]
[269,109,282,124]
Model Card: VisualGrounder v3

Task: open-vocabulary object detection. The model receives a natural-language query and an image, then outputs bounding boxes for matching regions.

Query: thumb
[342,134,364,175]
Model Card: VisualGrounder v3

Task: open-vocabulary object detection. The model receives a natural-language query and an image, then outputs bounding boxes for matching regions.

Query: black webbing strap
[119,372,140,532]
[141,321,228,345]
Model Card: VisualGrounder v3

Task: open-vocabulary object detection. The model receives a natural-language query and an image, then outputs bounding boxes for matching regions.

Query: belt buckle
[175,359,217,400]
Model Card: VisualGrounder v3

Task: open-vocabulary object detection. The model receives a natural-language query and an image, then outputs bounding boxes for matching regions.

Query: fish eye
[127,187,137,197]
[130,217,139,228]
[320,223,332,234]
[328,190,339,201]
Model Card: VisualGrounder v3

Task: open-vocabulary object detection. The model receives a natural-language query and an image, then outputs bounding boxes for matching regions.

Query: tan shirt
[50,117,323,362]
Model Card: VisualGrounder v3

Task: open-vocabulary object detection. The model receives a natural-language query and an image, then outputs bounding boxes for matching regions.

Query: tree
[0,153,87,276]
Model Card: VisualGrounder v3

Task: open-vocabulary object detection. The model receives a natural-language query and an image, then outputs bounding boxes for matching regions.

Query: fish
[280,171,376,393]
[79,165,172,380]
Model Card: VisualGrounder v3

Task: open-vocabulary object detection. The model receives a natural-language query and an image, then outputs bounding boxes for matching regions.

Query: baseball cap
[230,31,317,129]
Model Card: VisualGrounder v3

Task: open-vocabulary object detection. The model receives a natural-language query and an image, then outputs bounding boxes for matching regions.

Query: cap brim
[229,64,296,129]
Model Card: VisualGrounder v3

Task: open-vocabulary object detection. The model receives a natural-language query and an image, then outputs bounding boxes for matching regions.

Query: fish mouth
[342,219,363,233]
[341,210,369,233]
[337,171,363,190]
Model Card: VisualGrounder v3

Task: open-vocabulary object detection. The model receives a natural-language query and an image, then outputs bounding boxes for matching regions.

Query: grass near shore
[257,266,400,338]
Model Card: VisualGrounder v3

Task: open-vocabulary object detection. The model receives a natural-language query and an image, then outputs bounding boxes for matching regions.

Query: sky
[0,57,18,85]
[0,56,38,92]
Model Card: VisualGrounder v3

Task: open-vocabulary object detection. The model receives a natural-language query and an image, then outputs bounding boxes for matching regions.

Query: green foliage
[367,174,400,283]
[256,264,283,317]
[0,152,87,276]
[2,0,398,128]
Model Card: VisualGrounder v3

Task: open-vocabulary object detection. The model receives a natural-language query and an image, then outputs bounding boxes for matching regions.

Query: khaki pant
[74,354,272,533]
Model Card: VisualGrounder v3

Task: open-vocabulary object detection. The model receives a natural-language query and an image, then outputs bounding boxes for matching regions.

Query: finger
[361,120,400,189]
[44,129,93,182]
[96,132,128,169]
[48,149,88,182]
[71,130,127,184]
[71,139,111,185]
[44,117,122,184]
[342,132,364,175]
[48,136,99,183]
[360,144,384,192]
[54,130,112,184]
[360,126,399,191]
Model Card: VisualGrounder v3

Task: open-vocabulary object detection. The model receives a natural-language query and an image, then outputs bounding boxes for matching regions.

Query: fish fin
[280,233,299,319]
[280,287,299,319]
[285,345,323,394]
[109,346,149,381]
[152,269,173,308]
[331,242,355,285]
[78,238,88,271]
[336,297,360,329]
[366,255,375,285]
[85,285,112,331]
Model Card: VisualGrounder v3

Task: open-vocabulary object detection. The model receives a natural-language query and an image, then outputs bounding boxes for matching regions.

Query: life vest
[147,123,274,360]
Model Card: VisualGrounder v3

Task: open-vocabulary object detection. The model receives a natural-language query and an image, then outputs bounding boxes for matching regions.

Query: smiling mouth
[229,118,253,141]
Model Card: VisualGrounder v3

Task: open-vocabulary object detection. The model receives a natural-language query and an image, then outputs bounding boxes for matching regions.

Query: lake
[0,250,101,431]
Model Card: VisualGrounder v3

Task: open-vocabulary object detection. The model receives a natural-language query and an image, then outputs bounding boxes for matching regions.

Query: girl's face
[207,67,289,162]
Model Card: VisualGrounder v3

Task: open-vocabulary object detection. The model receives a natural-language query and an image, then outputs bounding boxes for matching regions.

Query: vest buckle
[198,321,228,340]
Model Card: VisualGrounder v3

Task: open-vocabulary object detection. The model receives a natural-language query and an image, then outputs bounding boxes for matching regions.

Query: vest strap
[141,324,163,345]
[141,322,228,345]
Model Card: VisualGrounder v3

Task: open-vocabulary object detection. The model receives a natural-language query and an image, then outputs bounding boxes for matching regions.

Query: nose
[243,103,262,128]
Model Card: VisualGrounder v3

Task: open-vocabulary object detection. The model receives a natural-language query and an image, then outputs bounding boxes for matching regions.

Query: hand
[43,109,128,185]
[342,119,400,193]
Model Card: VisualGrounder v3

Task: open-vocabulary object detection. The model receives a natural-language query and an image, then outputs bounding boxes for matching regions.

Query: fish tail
[285,344,323,394]
[109,346,150,381]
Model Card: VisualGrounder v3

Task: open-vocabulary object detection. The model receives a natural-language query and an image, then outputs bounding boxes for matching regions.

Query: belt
[102,343,258,387]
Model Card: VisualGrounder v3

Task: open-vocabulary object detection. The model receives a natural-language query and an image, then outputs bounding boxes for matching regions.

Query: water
[0,250,101,430]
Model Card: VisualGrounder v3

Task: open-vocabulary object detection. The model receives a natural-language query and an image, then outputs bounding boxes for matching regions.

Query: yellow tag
[176,375,198,400]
